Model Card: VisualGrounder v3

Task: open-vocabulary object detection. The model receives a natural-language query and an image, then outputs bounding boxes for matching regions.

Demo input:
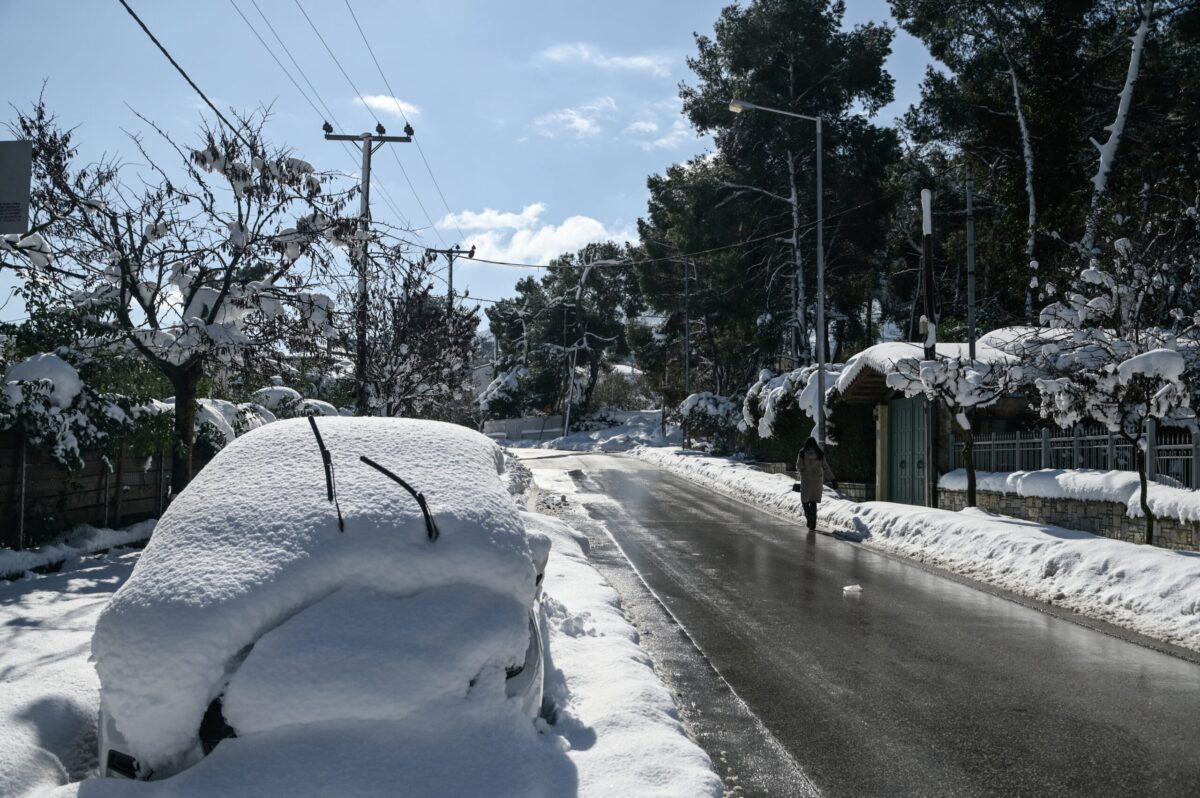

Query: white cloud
[624,98,693,150]
[643,118,692,150]
[532,97,617,138]
[624,120,659,135]
[439,203,545,231]
[446,203,633,265]
[357,94,420,119]
[539,43,670,77]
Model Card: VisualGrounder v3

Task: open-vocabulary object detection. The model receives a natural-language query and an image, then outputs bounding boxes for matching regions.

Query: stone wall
[939,488,1200,551]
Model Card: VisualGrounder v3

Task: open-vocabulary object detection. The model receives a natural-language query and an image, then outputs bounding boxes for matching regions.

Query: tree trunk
[1083,1,1154,252]
[787,149,808,362]
[1136,444,1155,546]
[169,365,202,496]
[1007,66,1038,322]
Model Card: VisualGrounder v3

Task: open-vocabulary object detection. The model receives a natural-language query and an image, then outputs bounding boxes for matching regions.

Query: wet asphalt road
[523,452,1200,798]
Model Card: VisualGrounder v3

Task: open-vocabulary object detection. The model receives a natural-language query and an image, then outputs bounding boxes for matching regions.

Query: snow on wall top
[92,417,536,769]
[939,468,1200,525]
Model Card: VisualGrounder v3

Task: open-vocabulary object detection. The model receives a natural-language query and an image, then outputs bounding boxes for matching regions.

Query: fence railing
[951,422,1200,490]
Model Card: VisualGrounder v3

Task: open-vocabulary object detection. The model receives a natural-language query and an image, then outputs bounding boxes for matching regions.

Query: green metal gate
[888,396,926,506]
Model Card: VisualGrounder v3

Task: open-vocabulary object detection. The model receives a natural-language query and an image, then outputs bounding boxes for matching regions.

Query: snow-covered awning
[836,336,1017,405]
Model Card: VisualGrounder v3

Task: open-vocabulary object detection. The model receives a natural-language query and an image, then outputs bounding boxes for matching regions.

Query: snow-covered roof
[92,417,536,769]
[609,363,644,381]
[835,336,1016,402]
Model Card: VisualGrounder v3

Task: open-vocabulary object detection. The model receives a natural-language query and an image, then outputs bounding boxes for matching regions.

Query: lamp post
[729,99,826,446]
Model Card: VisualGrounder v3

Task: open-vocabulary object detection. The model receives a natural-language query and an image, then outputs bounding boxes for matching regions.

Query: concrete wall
[482,416,564,443]
[939,488,1200,551]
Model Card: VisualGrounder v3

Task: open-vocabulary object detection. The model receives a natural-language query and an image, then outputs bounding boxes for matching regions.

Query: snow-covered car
[94,417,548,781]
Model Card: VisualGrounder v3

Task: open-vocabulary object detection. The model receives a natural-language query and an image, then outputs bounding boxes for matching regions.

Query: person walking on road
[794,437,837,531]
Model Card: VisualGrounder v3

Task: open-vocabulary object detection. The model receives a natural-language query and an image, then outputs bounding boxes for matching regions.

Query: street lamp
[729,98,827,447]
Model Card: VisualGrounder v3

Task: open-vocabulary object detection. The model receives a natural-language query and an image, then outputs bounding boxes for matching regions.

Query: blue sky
[1,0,933,320]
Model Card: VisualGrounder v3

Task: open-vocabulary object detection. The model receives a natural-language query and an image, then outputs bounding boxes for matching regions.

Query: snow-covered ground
[632,446,1200,653]
[0,522,155,581]
[0,425,718,797]
[0,550,141,797]
[507,410,681,452]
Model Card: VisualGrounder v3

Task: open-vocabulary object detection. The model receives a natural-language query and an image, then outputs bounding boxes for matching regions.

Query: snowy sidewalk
[0,551,141,797]
[525,512,721,796]
[632,446,1200,654]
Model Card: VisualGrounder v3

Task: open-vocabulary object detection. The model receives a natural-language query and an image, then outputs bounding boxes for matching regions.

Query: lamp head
[729,99,751,114]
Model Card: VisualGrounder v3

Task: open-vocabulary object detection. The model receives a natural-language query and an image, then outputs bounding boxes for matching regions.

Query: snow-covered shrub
[742,363,843,440]
[589,365,655,411]
[251,385,304,416]
[477,365,527,417]
[679,392,740,454]
[0,353,150,469]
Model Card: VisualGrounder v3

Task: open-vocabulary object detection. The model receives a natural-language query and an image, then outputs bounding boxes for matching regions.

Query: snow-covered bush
[0,353,169,469]
[742,363,843,441]
[679,391,740,454]
[478,365,527,417]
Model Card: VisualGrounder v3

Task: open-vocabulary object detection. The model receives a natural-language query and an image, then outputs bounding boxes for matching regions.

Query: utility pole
[814,116,827,448]
[683,258,691,448]
[323,121,413,415]
[920,188,939,508]
[561,265,592,439]
[426,244,476,306]
[965,167,977,361]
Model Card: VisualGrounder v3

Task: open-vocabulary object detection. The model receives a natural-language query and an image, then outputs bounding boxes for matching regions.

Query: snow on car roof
[92,417,537,769]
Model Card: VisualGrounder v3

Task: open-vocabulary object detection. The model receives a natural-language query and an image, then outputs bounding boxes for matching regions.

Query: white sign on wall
[0,141,34,235]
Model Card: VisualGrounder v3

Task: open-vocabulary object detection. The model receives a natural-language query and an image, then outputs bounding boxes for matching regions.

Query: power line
[233,0,415,233]
[460,185,912,270]
[117,0,252,150]
[341,0,467,242]
[291,0,447,245]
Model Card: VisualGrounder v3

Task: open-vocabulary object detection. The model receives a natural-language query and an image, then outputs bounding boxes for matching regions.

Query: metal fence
[952,422,1200,490]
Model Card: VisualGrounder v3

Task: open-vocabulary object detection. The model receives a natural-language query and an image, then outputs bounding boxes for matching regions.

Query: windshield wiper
[359,456,440,541]
[308,416,344,532]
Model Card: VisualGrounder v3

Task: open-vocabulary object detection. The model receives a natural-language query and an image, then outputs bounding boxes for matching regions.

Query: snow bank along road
[518,451,1200,797]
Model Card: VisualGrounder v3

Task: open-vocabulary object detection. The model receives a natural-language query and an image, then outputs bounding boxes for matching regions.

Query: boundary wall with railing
[952,422,1200,489]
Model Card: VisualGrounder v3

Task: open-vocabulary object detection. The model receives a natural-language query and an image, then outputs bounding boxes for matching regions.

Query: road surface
[520,451,1200,798]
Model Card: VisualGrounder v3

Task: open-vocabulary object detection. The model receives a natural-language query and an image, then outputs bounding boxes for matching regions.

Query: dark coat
[796,445,836,503]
